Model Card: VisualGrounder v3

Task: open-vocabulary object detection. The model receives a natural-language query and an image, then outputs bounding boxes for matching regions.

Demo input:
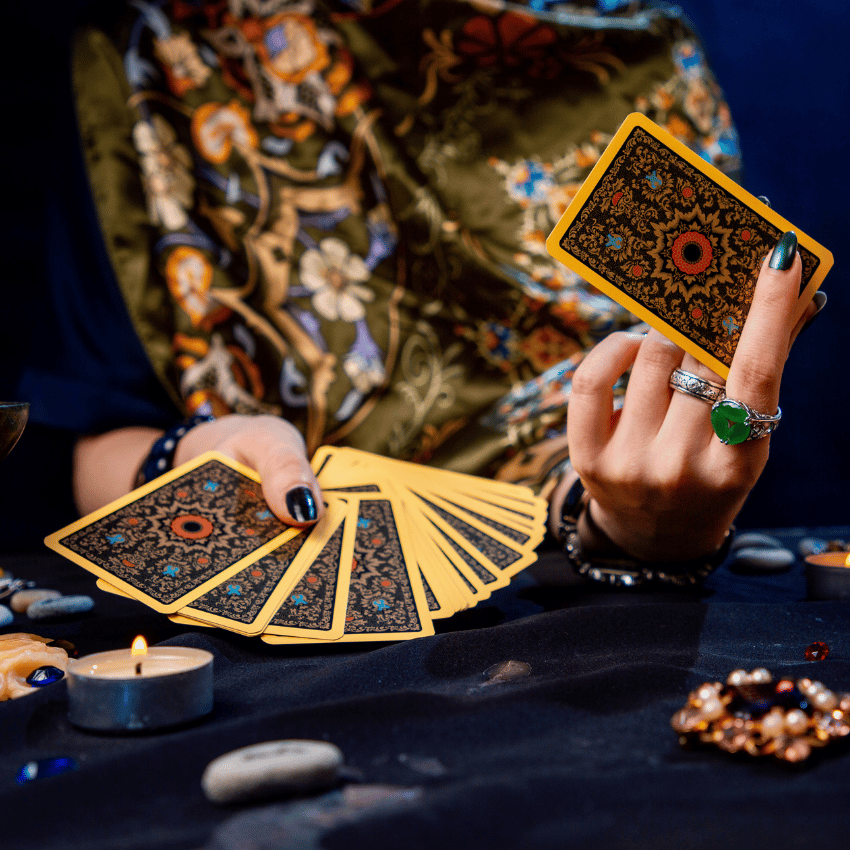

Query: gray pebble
[729,546,796,574]
[201,740,344,805]
[27,595,95,621]
[798,537,828,558]
[0,604,12,627]
[10,589,61,614]
[731,532,784,553]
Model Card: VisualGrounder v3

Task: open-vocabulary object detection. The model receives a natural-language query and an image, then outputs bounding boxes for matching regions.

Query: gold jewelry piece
[672,668,850,762]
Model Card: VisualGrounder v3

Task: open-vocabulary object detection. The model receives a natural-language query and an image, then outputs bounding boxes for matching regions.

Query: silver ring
[669,369,726,404]
[710,398,781,445]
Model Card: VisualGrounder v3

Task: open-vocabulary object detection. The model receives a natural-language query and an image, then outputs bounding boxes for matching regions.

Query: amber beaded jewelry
[672,668,850,762]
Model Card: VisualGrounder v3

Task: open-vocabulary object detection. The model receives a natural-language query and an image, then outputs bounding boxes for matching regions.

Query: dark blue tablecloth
[2,529,849,850]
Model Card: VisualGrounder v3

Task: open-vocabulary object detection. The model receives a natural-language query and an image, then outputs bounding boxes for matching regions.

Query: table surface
[2,528,850,850]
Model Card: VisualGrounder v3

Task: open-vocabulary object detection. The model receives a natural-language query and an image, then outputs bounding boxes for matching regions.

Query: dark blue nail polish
[286,486,317,522]
[769,231,797,271]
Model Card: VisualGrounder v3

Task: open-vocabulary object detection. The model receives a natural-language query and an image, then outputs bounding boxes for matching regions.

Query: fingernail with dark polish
[769,231,797,271]
[800,291,827,334]
[286,486,317,522]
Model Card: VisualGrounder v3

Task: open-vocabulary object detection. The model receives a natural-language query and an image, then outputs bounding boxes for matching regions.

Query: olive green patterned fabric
[72,0,740,488]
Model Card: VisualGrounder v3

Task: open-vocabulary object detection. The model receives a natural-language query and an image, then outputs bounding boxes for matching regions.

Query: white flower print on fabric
[300,238,374,322]
[132,115,195,231]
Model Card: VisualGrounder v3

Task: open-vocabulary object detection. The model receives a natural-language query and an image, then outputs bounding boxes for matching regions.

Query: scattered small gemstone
[25,666,65,687]
[0,605,12,628]
[805,641,830,662]
[15,757,78,785]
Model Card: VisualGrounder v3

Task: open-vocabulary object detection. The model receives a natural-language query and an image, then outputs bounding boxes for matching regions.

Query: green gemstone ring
[710,398,781,445]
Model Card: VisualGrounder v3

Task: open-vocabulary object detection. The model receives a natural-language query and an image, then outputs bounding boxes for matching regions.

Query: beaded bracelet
[134,413,216,488]
[558,477,734,588]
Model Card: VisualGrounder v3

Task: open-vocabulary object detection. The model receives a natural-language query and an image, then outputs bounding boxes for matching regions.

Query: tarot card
[45,452,298,613]
[261,498,356,642]
[173,496,350,636]
[546,112,833,378]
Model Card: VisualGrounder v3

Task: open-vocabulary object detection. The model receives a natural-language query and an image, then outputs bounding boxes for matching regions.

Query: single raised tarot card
[45,452,298,613]
[546,112,833,379]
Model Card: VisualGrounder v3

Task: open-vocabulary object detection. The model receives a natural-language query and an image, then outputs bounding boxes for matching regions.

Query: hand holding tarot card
[546,113,832,378]
[45,449,548,644]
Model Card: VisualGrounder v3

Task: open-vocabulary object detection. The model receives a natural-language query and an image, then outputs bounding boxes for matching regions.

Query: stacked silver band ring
[669,369,726,404]
[710,398,781,444]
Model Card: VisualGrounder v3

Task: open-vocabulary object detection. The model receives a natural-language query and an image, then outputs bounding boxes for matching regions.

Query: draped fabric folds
[73,0,739,487]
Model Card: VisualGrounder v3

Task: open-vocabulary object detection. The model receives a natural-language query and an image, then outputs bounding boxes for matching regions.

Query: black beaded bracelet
[134,413,216,488]
[558,477,734,588]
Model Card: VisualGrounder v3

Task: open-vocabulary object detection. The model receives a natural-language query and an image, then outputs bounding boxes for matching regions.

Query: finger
[240,424,324,527]
[724,232,802,414]
[618,329,684,435]
[567,331,643,466]
[663,350,726,450]
[788,290,826,352]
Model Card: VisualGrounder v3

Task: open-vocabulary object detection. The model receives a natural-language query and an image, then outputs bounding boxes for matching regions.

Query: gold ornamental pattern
[561,127,820,368]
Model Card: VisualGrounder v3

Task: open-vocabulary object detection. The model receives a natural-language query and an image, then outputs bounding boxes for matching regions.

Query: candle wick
[135,661,142,676]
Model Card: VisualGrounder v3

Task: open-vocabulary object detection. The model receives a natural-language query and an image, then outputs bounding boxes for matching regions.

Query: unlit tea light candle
[805,551,850,601]
[67,636,213,732]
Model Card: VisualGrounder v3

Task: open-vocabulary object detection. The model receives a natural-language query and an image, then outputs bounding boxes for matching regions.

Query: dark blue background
[1,2,847,549]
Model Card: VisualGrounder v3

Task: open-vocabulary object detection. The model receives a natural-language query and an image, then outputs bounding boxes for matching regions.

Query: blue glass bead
[25,666,65,687]
[16,757,78,784]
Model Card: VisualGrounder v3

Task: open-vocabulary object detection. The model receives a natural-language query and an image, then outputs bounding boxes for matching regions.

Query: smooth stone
[10,589,61,614]
[798,537,828,558]
[27,595,95,621]
[730,532,784,553]
[202,740,344,805]
[729,546,796,574]
[0,605,12,627]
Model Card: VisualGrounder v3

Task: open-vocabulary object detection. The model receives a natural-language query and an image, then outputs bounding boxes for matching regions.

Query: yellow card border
[259,499,356,640]
[45,450,301,614]
[545,112,834,379]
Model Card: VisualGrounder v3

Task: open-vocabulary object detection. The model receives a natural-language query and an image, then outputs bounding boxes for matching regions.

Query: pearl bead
[727,669,749,686]
[760,709,785,738]
[749,668,772,684]
[784,709,809,736]
[696,684,718,702]
[813,690,838,711]
[700,697,724,721]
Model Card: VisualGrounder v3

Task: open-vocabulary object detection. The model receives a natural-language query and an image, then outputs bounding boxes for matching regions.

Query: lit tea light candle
[67,637,213,732]
[804,551,850,600]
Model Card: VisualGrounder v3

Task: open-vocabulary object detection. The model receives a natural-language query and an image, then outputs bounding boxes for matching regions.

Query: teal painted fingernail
[769,231,797,271]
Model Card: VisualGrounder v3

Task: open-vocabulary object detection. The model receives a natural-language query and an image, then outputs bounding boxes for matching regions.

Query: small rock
[729,546,796,574]
[0,605,12,628]
[10,589,61,614]
[731,532,784,553]
[798,538,828,558]
[27,595,95,621]
[201,740,344,805]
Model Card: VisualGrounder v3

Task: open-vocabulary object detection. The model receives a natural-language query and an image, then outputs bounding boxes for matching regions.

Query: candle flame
[131,636,148,656]
[845,554,850,568]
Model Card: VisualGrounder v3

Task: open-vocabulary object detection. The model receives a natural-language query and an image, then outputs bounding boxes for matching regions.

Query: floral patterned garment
[73,0,740,488]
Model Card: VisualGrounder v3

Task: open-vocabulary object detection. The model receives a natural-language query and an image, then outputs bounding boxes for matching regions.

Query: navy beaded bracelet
[134,413,216,488]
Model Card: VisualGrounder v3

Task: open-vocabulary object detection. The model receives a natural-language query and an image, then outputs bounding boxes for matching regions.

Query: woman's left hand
[562,234,818,562]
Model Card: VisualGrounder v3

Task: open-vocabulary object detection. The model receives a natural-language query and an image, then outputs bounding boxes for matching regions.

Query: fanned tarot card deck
[45,450,548,644]
[546,113,833,378]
